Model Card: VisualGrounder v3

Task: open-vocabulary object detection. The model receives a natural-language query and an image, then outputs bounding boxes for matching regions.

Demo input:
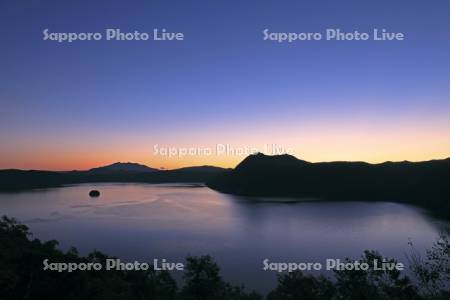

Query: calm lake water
[0,183,447,292]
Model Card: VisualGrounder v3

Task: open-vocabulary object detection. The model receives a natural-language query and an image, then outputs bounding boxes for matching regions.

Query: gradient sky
[1,0,450,170]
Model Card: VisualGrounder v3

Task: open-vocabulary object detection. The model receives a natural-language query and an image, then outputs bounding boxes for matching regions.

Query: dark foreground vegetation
[1,216,450,300]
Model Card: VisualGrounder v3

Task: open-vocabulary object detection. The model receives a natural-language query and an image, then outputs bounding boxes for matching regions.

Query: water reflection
[0,183,446,292]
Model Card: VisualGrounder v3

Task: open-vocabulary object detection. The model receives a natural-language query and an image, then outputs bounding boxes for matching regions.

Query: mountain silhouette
[1,154,449,216]
[234,152,308,173]
[0,164,226,191]
[207,153,450,214]
[89,162,158,173]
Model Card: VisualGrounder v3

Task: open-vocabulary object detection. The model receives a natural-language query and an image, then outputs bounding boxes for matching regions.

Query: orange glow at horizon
[1,119,450,171]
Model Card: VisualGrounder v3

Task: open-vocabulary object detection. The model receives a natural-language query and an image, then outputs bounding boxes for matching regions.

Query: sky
[1,0,450,170]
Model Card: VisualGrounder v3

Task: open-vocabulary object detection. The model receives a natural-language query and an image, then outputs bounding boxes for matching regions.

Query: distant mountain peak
[235,153,308,172]
[89,162,158,173]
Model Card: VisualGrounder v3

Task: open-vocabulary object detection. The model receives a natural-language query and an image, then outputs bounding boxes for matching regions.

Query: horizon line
[1,153,449,173]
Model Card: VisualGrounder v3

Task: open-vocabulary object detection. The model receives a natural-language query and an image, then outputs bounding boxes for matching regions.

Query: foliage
[0,216,258,300]
[408,234,450,299]
[1,216,450,300]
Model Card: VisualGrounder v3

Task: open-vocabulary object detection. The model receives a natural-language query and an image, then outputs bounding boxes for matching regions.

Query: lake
[0,183,447,293]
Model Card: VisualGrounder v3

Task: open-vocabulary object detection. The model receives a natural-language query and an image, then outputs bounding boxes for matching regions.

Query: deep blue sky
[1,0,449,169]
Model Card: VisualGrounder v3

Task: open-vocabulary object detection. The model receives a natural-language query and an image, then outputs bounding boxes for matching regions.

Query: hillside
[207,153,450,212]
[0,165,227,191]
